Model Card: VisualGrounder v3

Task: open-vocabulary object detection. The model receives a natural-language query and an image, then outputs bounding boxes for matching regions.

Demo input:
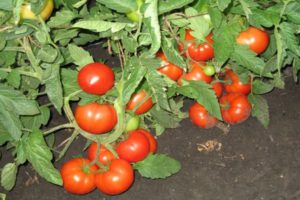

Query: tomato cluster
[61,62,158,195]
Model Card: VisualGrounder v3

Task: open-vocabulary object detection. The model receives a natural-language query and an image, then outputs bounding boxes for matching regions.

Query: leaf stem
[19,38,40,73]
[43,123,74,136]
[56,130,79,161]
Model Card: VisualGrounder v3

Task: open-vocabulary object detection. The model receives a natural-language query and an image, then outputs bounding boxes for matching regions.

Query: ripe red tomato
[126,90,154,115]
[157,51,183,81]
[189,102,218,129]
[136,129,157,153]
[236,27,269,55]
[75,103,117,134]
[60,158,97,195]
[212,82,223,98]
[87,142,116,166]
[220,93,252,124]
[77,62,115,95]
[178,62,212,85]
[116,130,150,163]
[224,69,251,95]
[179,29,214,61]
[95,159,134,195]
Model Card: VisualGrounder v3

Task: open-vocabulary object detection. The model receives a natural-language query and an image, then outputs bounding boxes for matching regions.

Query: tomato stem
[56,130,79,161]
[43,123,74,136]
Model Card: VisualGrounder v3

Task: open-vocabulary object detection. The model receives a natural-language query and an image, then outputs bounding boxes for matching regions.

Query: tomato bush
[77,62,115,95]
[95,159,134,195]
[60,158,97,195]
[75,103,117,134]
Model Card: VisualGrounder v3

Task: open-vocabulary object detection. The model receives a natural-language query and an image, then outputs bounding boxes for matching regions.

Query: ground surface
[1,44,300,200]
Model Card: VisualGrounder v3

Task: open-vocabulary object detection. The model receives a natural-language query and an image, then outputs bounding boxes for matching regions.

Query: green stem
[0,67,41,80]
[43,123,74,136]
[19,38,40,73]
[3,46,25,52]
[56,130,79,161]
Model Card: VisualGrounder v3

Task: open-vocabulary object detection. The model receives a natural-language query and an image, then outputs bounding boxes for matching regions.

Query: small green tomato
[126,0,144,22]
[204,65,216,76]
[125,115,140,132]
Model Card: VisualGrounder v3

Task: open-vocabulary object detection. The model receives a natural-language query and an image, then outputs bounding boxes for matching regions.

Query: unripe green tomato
[125,115,140,132]
[126,0,144,22]
[204,65,216,76]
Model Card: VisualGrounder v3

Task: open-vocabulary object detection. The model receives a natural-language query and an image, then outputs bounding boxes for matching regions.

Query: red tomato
[95,159,134,195]
[75,103,117,134]
[126,90,154,115]
[212,82,223,98]
[189,102,218,129]
[157,51,183,81]
[77,62,115,95]
[87,143,116,166]
[60,158,97,195]
[179,29,214,61]
[178,62,212,85]
[236,27,269,54]
[220,93,252,124]
[224,69,251,95]
[116,130,150,163]
[136,129,157,153]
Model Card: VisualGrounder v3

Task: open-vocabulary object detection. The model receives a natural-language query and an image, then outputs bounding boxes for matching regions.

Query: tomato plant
[87,143,116,166]
[236,27,270,55]
[75,103,117,134]
[179,29,214,61]
[95,159,134,195]
[189,102,217,129]
[60,158,97,195]
[224,69,251,95]
[126,90,154,115]
[157,51,183,81]
[116,130,150,163]
[20,0,54,21]
[77,62,115,95]
[220,93,252,124]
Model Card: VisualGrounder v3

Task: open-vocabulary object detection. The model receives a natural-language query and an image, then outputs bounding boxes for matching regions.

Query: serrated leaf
[0,103,22,140]
[177,80,221,119]
[167,14,189,27]
[248,94,269,128]
[1,163,17,191]
[161,37,186,69]
[68,44,94,69]
[280,22,300,57]
[249,9,274,28]
[37,45,58,63]
[96,0,137,13]
[252,80,274,95]
[286,2,300,24]
[48,9,77,26]
[133,154,181,179]
[217,0,232,11]
[142,0,161,57]
[150,105,181,129]
[21,106,51,130]
[146,68,170,111]
[232,45,266,75]
[158,0,193,15]
[61,68,80,97]
[24,130,62,186]
[186,7,210,40]
[44,65,63,114]
[73,20,128,33]
[0,85,39,116]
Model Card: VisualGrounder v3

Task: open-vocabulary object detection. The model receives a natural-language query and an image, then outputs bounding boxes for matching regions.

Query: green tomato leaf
[286,2,300,24]
[68,44,94,69]
[96,0,137,13]
[0,0,13,11]
[142,0,161,57]
[44,65,63,114]
[61,68,80,97]
[149,105,182,130]
[0,103,22,140]
[6,70,21,89]
[73,20,129,33]
[252,80,274,95]
[37,45,59,64]
[161,36,186,69]
[177,80,222,120]
[24,130,62,186]
[280,22,300,57]
[1,163,17,191]
[158,0,193,15]
[48,9,78,27]
[217,0,232,11]
[16,140,27,165]
[21,106,51,130]
[133,154,181,179]
[0,123,12,145]
[248,94,269,128]
[249,9,274,28]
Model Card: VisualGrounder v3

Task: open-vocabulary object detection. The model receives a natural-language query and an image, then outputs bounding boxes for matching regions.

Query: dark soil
[1,44,300,200]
